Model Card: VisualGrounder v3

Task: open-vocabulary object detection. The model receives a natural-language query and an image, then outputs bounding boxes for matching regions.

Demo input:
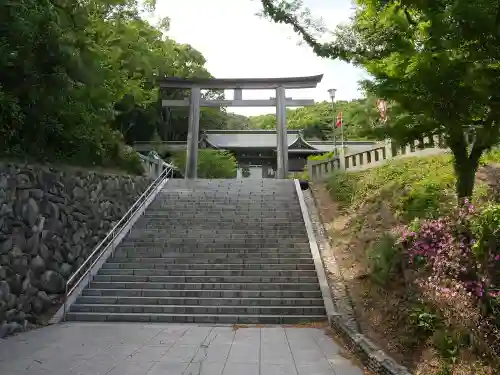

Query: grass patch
[325,152,500,222]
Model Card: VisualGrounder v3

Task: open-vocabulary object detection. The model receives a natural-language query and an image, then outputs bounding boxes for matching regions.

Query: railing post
[307,161,314,180]
[384,139,394,159]
[338,153,346,171]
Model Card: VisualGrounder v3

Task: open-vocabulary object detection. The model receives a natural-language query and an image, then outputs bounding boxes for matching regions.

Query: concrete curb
[294,181,412,375]
[293,180,336,322]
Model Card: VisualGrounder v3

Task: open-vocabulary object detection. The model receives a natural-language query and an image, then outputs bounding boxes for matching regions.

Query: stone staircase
[66,179,326,324]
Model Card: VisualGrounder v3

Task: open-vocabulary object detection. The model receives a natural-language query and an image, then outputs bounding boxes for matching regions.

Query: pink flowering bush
[398,199,500,321]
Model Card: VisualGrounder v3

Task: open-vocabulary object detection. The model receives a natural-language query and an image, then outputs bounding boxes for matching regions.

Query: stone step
[65,178,326,325]
[145,209,301,212]
[116,244,310,250]
[82,288,323,299]
[89,281,321,291]
[122,238,309,243]
[133,223,306,228]
[70,304,326,315]
[119,241,311,248]
[101,262,316,270]
[133,228,307,237]
[143,216,304,220]
[128,230,308,235]
[126,233,308,238]
[139,217,303,222]
[111,252,312,259]
[115,250,311,256]
[75,296,325,306]
[108,257,315,265]
[92,275,319,284]
[126,232,308,237]
[155,210,301,213]
[97,269,317,277]
[65,312,326,324]
[113,249,312,257]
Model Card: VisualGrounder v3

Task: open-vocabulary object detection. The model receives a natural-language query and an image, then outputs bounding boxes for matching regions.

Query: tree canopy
[0,0,228,171]
[247,98,380,140]
[260,0,500,198]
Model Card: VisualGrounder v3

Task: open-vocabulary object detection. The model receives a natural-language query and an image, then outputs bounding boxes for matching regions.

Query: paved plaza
[0,323,364,375]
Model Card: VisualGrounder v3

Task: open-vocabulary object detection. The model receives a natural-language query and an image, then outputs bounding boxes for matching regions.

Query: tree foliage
[248,98,380,140]
[0,0,227,171]
[172,149,237,179]
[260,0,500,198]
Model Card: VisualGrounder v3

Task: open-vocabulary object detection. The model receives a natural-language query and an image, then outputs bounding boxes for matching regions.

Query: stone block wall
[0,163,150,337]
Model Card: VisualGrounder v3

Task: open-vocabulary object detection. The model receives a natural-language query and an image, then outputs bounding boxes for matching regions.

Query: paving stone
[146,362,189,375]
[222,362,260,375]
[261,363,299,375]
[296,361,336,375]
[106,360,155,375]
[183,361,226,375]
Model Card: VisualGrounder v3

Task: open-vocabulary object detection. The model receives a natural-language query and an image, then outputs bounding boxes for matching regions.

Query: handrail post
[63,285,68,322]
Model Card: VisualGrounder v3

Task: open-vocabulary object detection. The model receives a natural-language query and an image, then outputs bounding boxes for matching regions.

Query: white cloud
[154,0,366,116]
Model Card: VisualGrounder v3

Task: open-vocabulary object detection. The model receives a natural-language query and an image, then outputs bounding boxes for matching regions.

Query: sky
[153,0,367,116]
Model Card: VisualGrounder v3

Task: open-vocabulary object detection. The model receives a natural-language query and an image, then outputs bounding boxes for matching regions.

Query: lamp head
[327,88,337,101]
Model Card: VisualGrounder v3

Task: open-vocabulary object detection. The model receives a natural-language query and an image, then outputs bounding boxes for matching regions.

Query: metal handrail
[62,164,173,320]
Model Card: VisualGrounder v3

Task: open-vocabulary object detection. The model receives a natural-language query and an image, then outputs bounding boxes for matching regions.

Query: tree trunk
[452,146,483,199]
[455,164,477,199]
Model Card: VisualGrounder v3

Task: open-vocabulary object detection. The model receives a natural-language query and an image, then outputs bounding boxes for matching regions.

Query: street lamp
[327,89,337,155]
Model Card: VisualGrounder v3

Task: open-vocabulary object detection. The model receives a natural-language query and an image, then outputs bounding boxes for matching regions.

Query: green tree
[172,149,237,178]
[0,0,224,170]
[248,99,377,140]
[260,0,500,198]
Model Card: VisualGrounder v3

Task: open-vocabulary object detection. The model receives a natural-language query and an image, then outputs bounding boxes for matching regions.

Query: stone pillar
[338,149,346,171]
[185,87,201,179]
[276,86,288,179]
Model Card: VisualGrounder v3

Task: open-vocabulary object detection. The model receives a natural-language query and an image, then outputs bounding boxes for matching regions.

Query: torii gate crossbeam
[159,75,323,179]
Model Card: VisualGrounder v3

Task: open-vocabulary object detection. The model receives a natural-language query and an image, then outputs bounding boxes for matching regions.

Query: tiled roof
[204,130,300,149]
[203,130,381,152]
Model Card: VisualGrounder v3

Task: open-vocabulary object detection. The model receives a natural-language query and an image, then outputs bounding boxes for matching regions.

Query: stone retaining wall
[0,163,150,337]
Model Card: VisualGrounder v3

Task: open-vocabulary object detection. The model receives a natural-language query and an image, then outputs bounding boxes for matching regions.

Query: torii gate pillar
[160,75,323,179]
[275,86,288,179]
[186,87,201,179]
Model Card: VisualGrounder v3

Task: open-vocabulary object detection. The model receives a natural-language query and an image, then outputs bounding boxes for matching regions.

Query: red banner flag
[376,99,388,122]
[336,111,343,128]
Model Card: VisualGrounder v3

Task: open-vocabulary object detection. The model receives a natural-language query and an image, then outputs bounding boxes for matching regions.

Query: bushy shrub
[471,204,500,316]
[326,172,360,207]
[398,201,500,340]
[367,233,403,285]
[479,147,500,167]
[308,151,336,161]
[399,178,451,221]
[172,149,237,179]
[397,201,500,360]
[399,201,478,294]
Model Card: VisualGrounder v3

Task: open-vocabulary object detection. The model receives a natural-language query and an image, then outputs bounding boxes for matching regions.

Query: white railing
[308,134,448,181]
[62,164,174,321]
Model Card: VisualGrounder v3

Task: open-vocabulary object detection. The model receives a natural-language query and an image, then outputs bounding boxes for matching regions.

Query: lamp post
[328,88,337,156]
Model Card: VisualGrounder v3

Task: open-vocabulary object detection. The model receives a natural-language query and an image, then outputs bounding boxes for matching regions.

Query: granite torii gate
[159,75,323,179]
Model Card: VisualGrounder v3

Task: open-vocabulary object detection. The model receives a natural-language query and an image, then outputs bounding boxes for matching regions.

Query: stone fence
[308,134,448,181]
